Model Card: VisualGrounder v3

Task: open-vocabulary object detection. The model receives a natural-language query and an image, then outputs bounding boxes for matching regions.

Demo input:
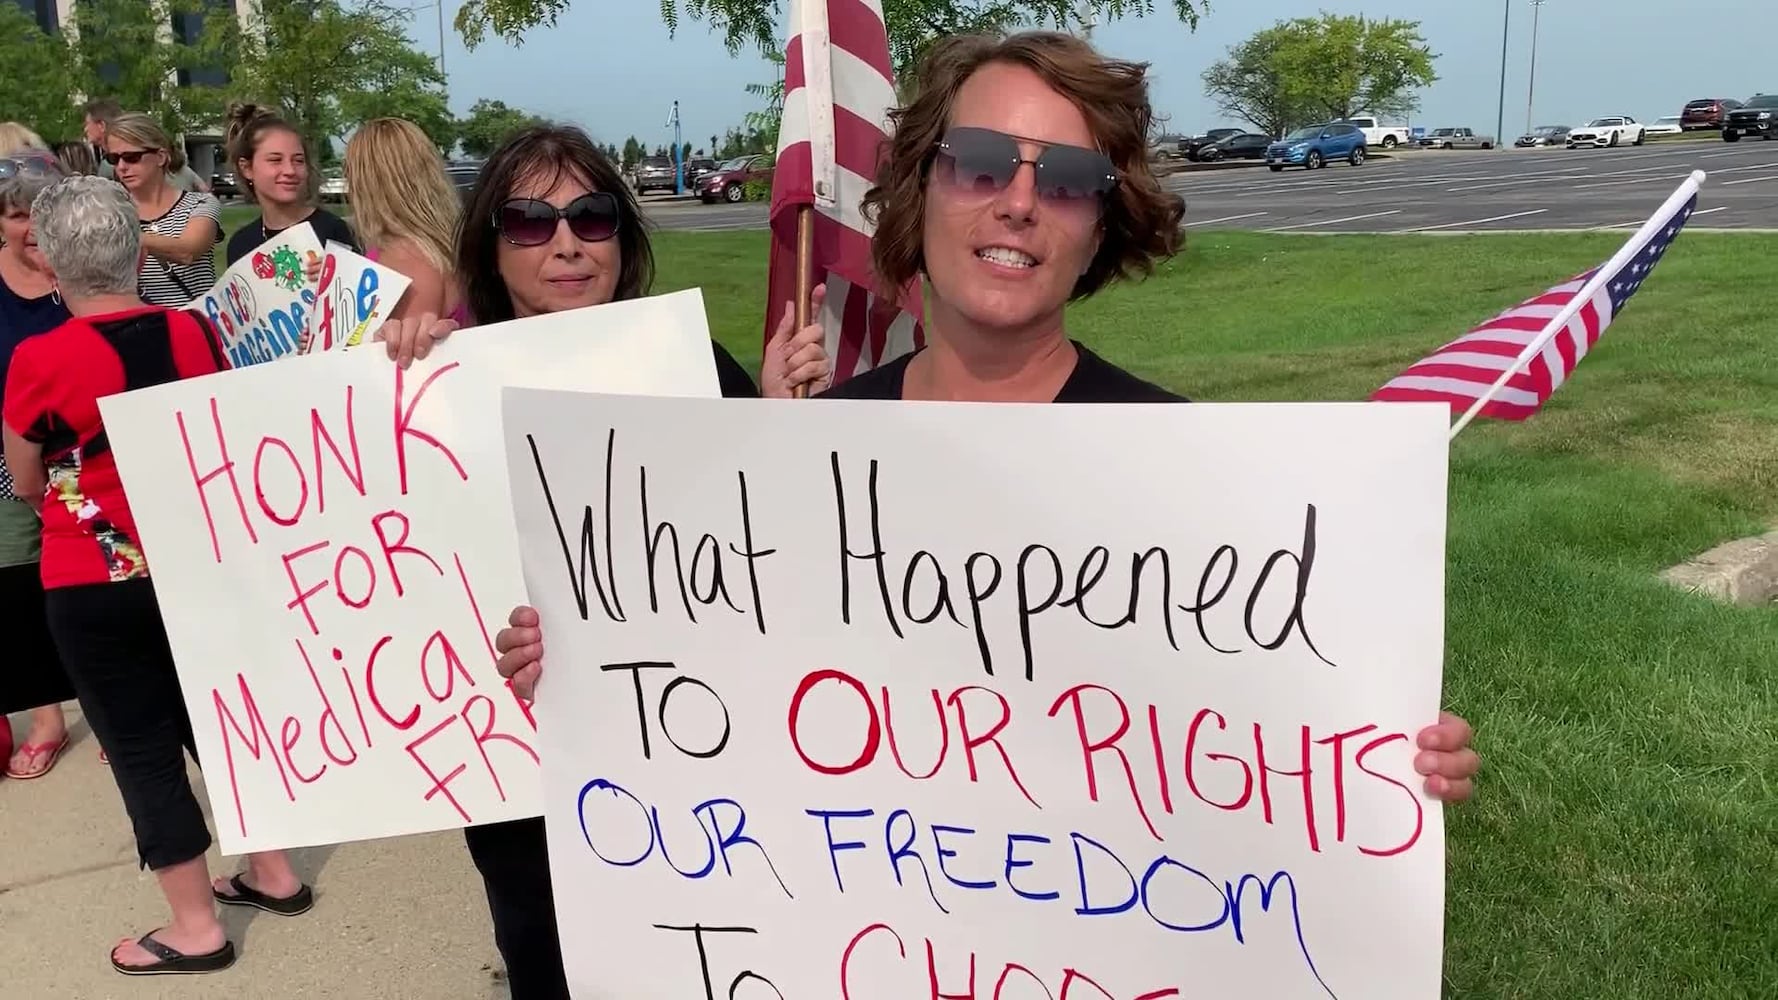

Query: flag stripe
[1372,184,1698,422]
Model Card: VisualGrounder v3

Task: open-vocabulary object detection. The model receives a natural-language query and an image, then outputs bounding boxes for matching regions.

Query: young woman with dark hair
[372,123,830,998]
[223,103,357,265]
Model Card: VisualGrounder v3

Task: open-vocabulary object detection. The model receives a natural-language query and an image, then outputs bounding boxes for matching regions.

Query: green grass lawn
[655,228,1778,999]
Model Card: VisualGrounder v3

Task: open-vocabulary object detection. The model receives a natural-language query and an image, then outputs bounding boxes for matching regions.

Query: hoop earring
[50,287,62,306]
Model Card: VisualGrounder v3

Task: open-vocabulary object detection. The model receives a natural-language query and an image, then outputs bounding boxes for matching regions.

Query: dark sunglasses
[931,126,1118,205]
[103,148,158,166]
[495,193,621,247]
[0,154,62,180]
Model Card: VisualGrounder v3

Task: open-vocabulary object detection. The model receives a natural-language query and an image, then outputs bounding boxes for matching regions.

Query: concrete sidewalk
[1,705,511,999]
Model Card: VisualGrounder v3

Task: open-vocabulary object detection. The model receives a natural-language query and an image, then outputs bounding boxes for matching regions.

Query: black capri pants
[45,577,212,871]
[464,816,570,1000]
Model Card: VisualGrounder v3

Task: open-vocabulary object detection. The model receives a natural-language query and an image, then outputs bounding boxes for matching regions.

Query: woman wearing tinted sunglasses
[104,113,222,308]
[490,25,1481,919]
[375,124,830,999]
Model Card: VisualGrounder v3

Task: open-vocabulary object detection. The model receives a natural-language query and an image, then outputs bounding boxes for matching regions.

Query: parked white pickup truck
[1341,115,1413,148]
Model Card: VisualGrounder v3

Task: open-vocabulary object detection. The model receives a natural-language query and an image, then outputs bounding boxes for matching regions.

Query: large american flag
[1372,172,1702,423]
[766,0,923,384]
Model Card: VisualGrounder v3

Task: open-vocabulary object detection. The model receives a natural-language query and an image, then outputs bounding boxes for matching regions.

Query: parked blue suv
[1266,122,1368,171]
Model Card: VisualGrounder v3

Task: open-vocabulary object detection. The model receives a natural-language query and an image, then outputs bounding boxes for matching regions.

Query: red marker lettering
[393,361,467,495]
[212,674,295,839]
[926,936,977,1000]
[1355,730,1423,857]
[787,668,879,776]
[297,639,359,766]
[372,510,443,597]
[840,922,905,1000]
[332,545,377,610]
[281,540,331,635]
[405,715,471,822]
[1314,723,1380,846]
[1058,969,1117,1000]
[1184,707,1254,812]
[1254,722,1320,853]
[178,397,257,562]
[1047,683,1160,841]
[309,385,366,512]
[460,693,540,804]
[363,635,420,730]
[882,686,948,781]
[252,435,308,526]
[947,685,1041,809]
[279,716,326,784]
[419,629,476,703]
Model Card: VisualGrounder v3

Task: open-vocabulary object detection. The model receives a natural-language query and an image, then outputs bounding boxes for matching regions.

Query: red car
[1680,98,1742,130]
[697,153,774,204]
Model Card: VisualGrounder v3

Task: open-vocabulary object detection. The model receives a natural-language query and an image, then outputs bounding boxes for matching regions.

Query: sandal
[213,874,315,916]
[6,735,69,780]
[110,932,237,976]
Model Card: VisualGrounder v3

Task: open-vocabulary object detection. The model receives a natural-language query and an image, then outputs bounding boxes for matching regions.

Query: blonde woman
[0,123,47,158]
[343,118,462,320]
[104,113,221,306]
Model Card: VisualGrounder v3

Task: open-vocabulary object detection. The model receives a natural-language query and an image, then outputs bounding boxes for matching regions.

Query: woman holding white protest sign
[223,103,359,267]
[485,36,1479,982]
[0,142,77,780]
[104,113,223,308]
[343,117,465,321]
[2,175,312,977]
[374,123,831,999]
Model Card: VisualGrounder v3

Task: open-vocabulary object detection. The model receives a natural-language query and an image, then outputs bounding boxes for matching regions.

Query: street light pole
[1524,0,1546,136]
[1495,0,1512,150]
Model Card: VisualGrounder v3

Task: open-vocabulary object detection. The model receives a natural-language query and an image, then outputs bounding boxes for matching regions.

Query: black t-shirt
[226,208,360,266]
[817,341,1186,402]
[711,341,759,399]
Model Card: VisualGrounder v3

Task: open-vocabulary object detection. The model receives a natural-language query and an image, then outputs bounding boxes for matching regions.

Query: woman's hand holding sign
[761,282,832,398]
[376,312,457,369]
[495,605,544,702]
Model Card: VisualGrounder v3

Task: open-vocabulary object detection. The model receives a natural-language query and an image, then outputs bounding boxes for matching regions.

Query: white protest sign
[301,241,413,354]
[187,222,324,368]
[503,393,1450,1000]
[100,289,723,855]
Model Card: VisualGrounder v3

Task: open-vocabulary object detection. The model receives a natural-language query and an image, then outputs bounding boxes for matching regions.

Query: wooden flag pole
[792,205,814,399]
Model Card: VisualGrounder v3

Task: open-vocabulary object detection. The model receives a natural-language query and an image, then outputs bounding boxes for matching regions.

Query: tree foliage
[67,0,204,139]
[457,0,1207,80]
[197,0,450,156]
[1203,14,1437,136]
[0,4,81,141]
[457,98,546,158]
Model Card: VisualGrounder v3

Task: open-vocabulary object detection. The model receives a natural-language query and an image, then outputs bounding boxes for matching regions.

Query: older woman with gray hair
[0,144,77,779]
[3,175,312,977]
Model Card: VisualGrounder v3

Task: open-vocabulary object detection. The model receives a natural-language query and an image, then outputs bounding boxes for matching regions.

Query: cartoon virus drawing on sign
[267,245,305,292]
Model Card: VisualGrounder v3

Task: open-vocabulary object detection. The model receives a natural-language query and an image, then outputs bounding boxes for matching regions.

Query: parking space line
[1187,212,1267,226]
[1391,209,1548,232]
[1572,172,1691,190]
[1720,173,1778,186]
[1261,210,1401,232]
[1700,148,1766,159]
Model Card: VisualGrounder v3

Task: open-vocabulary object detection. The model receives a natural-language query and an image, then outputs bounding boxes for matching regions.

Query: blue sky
[426,0,1767,149]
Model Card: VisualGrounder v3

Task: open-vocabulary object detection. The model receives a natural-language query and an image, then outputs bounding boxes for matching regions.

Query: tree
[456,0,1208,80]
[196,1,451,157]
[68,0,200,138]
[0,5,79,140]
[456,98,545,157]
[620,135,643,171]
[1203,15,1436,135]
[679,141,692,162]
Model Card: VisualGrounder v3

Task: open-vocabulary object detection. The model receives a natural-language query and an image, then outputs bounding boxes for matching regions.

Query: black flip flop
[110,932,237,976]
[212,874,315,916]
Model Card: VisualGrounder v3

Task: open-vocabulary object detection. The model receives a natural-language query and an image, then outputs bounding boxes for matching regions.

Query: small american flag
[766,0,923,384]
[1372,171,1702,426]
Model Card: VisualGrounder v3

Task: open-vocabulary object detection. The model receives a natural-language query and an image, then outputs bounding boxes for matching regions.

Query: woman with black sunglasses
[103,114,223,308]
[376,123,829,999]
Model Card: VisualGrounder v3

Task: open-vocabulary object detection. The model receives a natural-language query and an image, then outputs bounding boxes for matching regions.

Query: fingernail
[1414,751,1437,773]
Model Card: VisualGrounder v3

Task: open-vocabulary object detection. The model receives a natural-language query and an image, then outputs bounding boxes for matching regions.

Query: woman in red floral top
[2,175,311,977]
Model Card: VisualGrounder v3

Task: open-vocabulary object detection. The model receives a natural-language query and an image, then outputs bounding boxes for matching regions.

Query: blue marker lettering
[1070,832,1137,916]
[269,308,298,356]
[575,778,652,866]
[806,807,872,892]
[1225,871,1336,999]
[695,798,793,899]
[931,824,996,891]
[1003,833,1059,901]
[650,804,716,879]
[356,268,379,320]
[883,808,948,914]
[1139,856,1229,932]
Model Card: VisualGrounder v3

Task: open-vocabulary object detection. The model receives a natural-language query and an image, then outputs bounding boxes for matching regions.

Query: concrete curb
[1660,528,1778,606]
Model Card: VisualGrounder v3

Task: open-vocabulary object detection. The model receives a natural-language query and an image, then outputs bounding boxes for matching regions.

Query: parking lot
[641,137,1778,234]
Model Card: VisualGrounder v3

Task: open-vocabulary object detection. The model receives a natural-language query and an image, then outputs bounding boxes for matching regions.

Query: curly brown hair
[863,31,1184,302]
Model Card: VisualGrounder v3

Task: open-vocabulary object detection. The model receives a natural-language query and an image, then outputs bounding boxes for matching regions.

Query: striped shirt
[138,191,222,308]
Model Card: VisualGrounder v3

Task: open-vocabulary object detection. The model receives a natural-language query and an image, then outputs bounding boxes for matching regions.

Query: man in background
[82,97,121,179]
